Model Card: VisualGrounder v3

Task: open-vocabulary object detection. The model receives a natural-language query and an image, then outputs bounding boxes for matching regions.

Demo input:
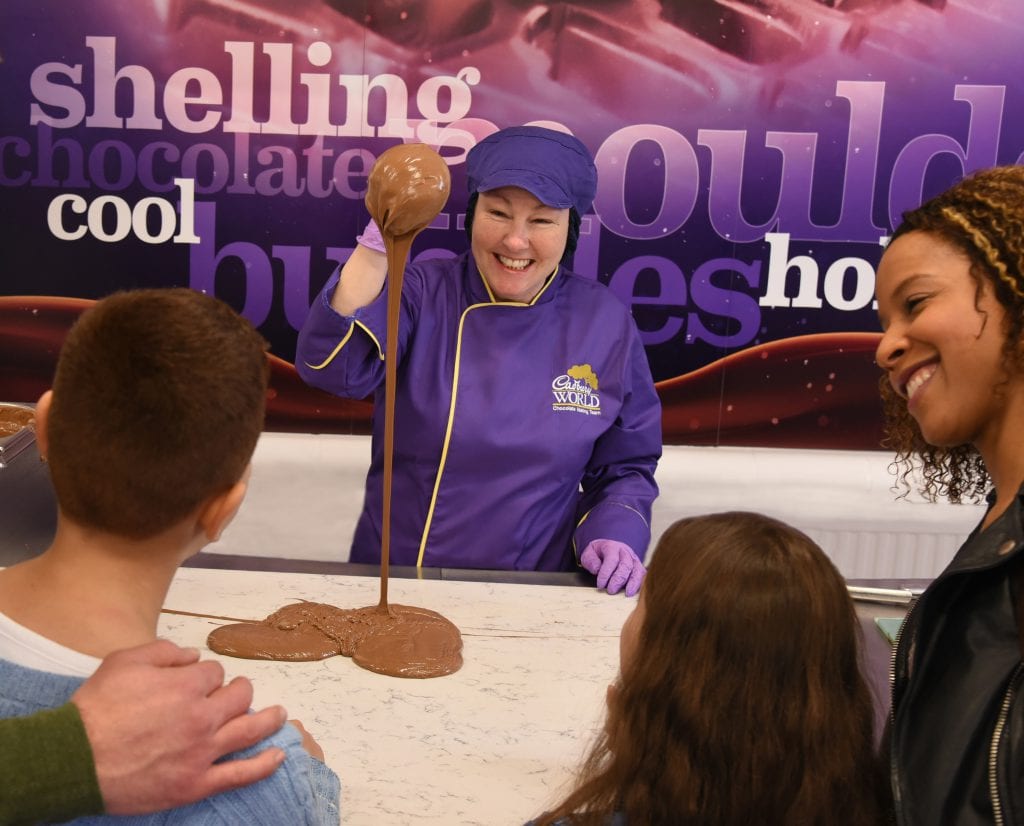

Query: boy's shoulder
[0,656,84,715]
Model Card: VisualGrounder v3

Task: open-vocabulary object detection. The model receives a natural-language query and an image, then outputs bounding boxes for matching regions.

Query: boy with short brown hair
[0,288,340,824]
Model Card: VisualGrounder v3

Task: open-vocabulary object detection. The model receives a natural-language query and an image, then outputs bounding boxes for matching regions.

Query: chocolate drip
[207,145,463,678]
[365,142,451,609]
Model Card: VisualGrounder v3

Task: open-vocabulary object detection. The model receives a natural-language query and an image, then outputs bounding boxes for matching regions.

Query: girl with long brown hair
[532,511,886,826]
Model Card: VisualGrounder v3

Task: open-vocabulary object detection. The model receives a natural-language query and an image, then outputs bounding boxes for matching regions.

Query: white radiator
[650,444,982,582]
[803,528,963,580]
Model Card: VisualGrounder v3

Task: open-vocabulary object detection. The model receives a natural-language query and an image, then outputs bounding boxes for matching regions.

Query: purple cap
[466,126,597,215]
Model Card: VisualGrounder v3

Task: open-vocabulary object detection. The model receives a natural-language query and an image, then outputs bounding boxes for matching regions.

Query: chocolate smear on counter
[0,404,34,437]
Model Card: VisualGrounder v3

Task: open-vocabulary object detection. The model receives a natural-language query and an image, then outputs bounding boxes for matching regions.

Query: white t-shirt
[0,610,100,677]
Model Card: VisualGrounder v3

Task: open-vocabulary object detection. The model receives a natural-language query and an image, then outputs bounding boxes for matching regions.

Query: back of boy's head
[47,288,269,539]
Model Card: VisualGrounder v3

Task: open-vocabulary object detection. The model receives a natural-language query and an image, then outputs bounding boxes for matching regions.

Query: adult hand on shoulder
[580,539,646,597]
[71,639,287,815]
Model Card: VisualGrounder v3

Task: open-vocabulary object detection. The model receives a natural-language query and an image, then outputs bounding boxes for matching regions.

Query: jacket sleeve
[176,721,342,825]
[0,703,105,825]
[572,323,662,561]
[295,266,422,400]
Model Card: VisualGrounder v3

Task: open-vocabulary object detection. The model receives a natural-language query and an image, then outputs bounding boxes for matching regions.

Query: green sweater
[0,703,104,825]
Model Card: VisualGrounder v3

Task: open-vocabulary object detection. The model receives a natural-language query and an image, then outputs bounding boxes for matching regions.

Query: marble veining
[159,567,632,825]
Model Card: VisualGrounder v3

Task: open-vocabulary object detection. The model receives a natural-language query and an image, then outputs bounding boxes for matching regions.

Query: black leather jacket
[890,487,1024,825]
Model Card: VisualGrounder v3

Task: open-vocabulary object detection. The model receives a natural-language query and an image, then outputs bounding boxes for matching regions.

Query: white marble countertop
[158,567,632,826]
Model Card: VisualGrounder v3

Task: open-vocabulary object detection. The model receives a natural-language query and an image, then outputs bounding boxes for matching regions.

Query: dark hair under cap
[465,125,598,216]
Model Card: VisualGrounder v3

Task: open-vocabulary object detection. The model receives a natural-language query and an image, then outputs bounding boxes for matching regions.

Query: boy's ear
[197,473,249,543]
[34,390,53,459]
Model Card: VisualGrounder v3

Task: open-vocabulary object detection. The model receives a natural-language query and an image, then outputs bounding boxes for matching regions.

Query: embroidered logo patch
[552,364,601,415]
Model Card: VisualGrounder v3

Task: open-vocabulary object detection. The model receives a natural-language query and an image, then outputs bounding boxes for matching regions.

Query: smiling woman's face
[470,186,569,303]
[874,230,1013,453]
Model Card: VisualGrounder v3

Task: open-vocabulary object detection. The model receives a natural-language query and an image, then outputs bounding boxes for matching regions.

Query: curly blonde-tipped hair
[881,164,1024,503]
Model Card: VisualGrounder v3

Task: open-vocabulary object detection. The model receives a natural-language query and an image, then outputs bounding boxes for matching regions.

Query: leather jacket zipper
[989,662,1024,826]
[889,597,919,824]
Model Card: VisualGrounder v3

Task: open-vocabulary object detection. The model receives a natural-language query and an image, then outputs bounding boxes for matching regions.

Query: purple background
[2,0,1022,444]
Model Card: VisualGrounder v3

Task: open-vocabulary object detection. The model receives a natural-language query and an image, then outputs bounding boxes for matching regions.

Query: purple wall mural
[2,0,1022,446]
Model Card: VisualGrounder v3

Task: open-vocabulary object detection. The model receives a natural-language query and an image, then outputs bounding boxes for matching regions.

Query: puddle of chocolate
[0,404,34,437]
[208,145,460,678]
[207,601,463,677]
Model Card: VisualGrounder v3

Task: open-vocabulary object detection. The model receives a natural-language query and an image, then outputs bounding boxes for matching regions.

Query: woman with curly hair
[875,164,1024,824]
[531,512,886,826]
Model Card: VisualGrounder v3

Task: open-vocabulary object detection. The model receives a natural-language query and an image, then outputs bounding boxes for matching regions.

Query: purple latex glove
[355,218,386,253]
[580,539,646,597]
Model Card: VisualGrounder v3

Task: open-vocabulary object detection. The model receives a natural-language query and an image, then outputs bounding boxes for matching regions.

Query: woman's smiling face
[875,230,1013,454]
[470,186,569,303]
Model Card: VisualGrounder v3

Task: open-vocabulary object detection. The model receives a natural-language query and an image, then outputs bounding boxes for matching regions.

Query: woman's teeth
[498,255,529,271]
[905,364,937,400]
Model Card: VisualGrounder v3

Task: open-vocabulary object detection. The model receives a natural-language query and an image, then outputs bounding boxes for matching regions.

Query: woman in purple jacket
[297,126,661,595]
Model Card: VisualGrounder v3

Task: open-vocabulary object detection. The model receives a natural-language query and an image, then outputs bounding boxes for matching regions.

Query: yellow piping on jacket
[303,319,384,370]
[416,302,492,566]
[571,502,649,562]
[415,266,560,566]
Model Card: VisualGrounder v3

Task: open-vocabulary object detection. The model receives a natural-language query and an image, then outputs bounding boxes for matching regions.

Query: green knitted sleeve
[0,703,104,826]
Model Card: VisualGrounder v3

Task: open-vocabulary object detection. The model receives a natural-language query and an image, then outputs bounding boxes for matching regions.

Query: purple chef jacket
[296,250,662,571]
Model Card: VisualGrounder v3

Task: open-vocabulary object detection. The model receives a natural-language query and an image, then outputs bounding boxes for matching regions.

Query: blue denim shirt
[0,658,341,825]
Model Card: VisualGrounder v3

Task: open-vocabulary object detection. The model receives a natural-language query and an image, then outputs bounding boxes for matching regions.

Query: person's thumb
[580,541,602,575]
[109,639,199,669]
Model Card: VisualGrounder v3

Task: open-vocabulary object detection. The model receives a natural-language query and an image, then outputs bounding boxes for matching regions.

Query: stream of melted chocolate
[208,144,463,678]
[365,142,452,609]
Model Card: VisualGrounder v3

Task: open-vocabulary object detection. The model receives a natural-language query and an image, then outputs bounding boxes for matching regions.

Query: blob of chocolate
[365,143,451,238]
[207,601,464,678]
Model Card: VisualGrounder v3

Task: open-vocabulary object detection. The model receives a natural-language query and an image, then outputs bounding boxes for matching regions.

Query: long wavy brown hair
[534,512,887,826]
[879,165,1024,502]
